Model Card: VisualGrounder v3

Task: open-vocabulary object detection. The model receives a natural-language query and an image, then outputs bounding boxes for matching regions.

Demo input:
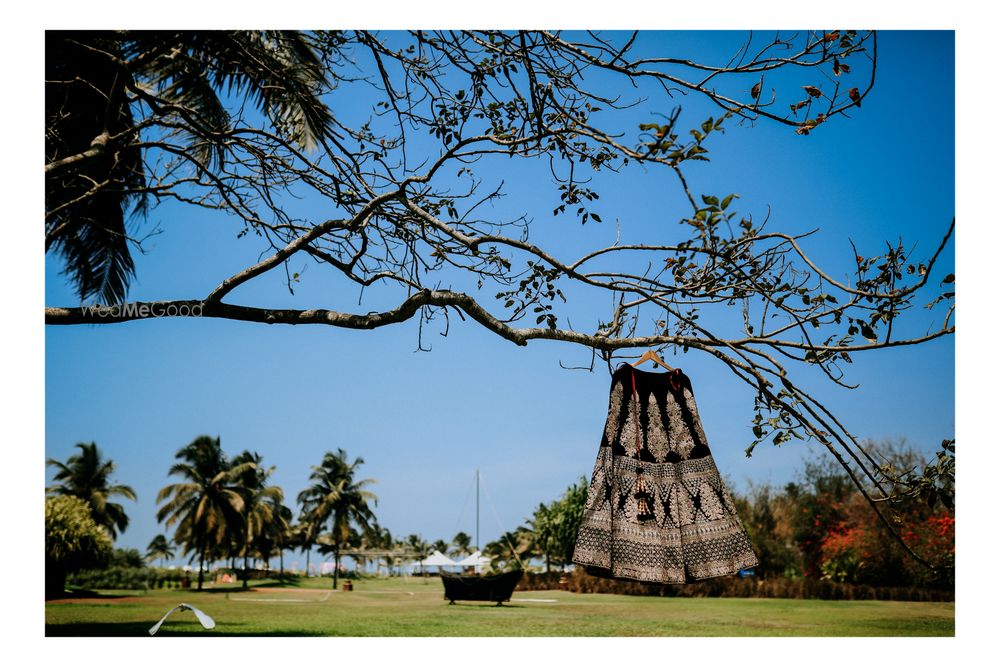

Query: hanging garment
[572,364,759,583]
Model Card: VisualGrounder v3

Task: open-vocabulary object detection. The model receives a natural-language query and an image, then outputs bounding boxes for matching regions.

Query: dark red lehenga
[572,364,759,583]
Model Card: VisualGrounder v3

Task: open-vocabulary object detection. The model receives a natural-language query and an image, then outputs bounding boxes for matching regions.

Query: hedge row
[516,569,954,602]
[66,566,188,591]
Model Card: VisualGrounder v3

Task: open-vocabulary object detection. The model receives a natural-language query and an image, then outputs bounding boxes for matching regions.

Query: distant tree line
[45,437,514,596]
[45,435,952,598]
[733,438,954,589]
[483,437,954,591]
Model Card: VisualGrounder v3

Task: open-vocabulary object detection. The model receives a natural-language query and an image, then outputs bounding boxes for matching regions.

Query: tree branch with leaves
[45,30,954,572]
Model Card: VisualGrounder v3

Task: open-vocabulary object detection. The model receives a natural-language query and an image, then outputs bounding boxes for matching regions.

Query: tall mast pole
[475,468,480,552]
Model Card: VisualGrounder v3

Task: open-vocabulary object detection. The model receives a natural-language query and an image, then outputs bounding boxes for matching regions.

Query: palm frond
[45,32,146,305]
[204,31,333,150]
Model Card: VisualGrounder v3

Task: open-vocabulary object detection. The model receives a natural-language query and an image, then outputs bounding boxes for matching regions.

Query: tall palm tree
[297,449,377,589]
[45,31,335,305]
[146,534,176,567]
[431,539,450,556]
[450,531,472,559]
[46,442,136,539]
[230,451,285,589]
[156,436,253,590]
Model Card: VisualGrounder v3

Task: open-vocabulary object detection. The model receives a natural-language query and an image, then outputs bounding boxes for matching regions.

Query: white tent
[418,550,458,570]
[453,550,492,573]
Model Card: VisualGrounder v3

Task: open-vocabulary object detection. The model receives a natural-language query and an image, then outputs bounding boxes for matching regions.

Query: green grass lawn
[45,576,955,637]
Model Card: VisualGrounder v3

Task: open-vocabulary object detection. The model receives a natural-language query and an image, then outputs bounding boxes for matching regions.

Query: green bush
[516,569,954,602]
[46,496,114,598]
[67,566,186,591]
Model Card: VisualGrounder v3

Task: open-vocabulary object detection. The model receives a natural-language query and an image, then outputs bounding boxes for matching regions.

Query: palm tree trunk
[333,547,340,589]
[198,542,206,591]
[305,547,311,577]
[243,550,250,589]
[279,549,284,580]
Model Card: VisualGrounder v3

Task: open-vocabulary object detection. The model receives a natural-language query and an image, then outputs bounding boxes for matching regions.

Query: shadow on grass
[443,603,528,609]
[45,621,324,637]
[52,589,137,601]
[50,576,308,601]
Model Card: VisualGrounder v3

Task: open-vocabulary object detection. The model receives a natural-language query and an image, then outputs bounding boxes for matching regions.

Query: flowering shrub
[819,525,869,583]
[900,513,955,587]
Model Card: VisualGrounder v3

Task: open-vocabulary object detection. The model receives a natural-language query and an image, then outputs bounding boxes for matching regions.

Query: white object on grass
[148,603,216,635]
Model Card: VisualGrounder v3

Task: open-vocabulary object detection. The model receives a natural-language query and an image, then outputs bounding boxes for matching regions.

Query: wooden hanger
[631,348,675,371]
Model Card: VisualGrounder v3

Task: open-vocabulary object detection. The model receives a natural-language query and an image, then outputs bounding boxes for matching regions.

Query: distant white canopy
[453,550,492,568]
[419,550,458,567]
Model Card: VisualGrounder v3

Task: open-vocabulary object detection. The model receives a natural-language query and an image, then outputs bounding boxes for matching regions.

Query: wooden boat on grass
[440,569,523,606]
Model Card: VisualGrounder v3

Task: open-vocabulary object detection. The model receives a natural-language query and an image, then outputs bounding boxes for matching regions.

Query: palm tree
[297,449,377,589]
[366,525,395,577]
[46,442,137,539]
[405,534,431,576]
[450,531,472,559]
[291,520,318,577]
[45,31,335,305]
[431,539,450,556]
[526,503,555,573]
[344,526,369,575]
[269,505,294,580]
[156,436,252,590]
[230,451,286,589]
[146,534,176,567]
[484,527,532,572]
[550,477,589,567]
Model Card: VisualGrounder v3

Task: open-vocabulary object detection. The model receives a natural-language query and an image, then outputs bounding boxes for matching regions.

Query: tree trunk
[45,561,67,600]
[279,548,284,580]
[333,547,340,589]
[198,543,206,591]
[243,550,250,589]
[305,547,311,577]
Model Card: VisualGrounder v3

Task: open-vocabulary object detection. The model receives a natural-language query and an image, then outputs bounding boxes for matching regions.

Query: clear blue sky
[44,30,954,568]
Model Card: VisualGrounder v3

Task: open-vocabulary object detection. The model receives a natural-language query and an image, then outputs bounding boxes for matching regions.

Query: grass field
[45,576,955,637]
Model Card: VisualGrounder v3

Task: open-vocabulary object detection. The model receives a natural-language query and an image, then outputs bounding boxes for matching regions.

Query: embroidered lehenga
[572,365,759,583]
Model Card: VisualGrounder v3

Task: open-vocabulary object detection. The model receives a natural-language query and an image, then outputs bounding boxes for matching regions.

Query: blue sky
[44,30,955,568]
